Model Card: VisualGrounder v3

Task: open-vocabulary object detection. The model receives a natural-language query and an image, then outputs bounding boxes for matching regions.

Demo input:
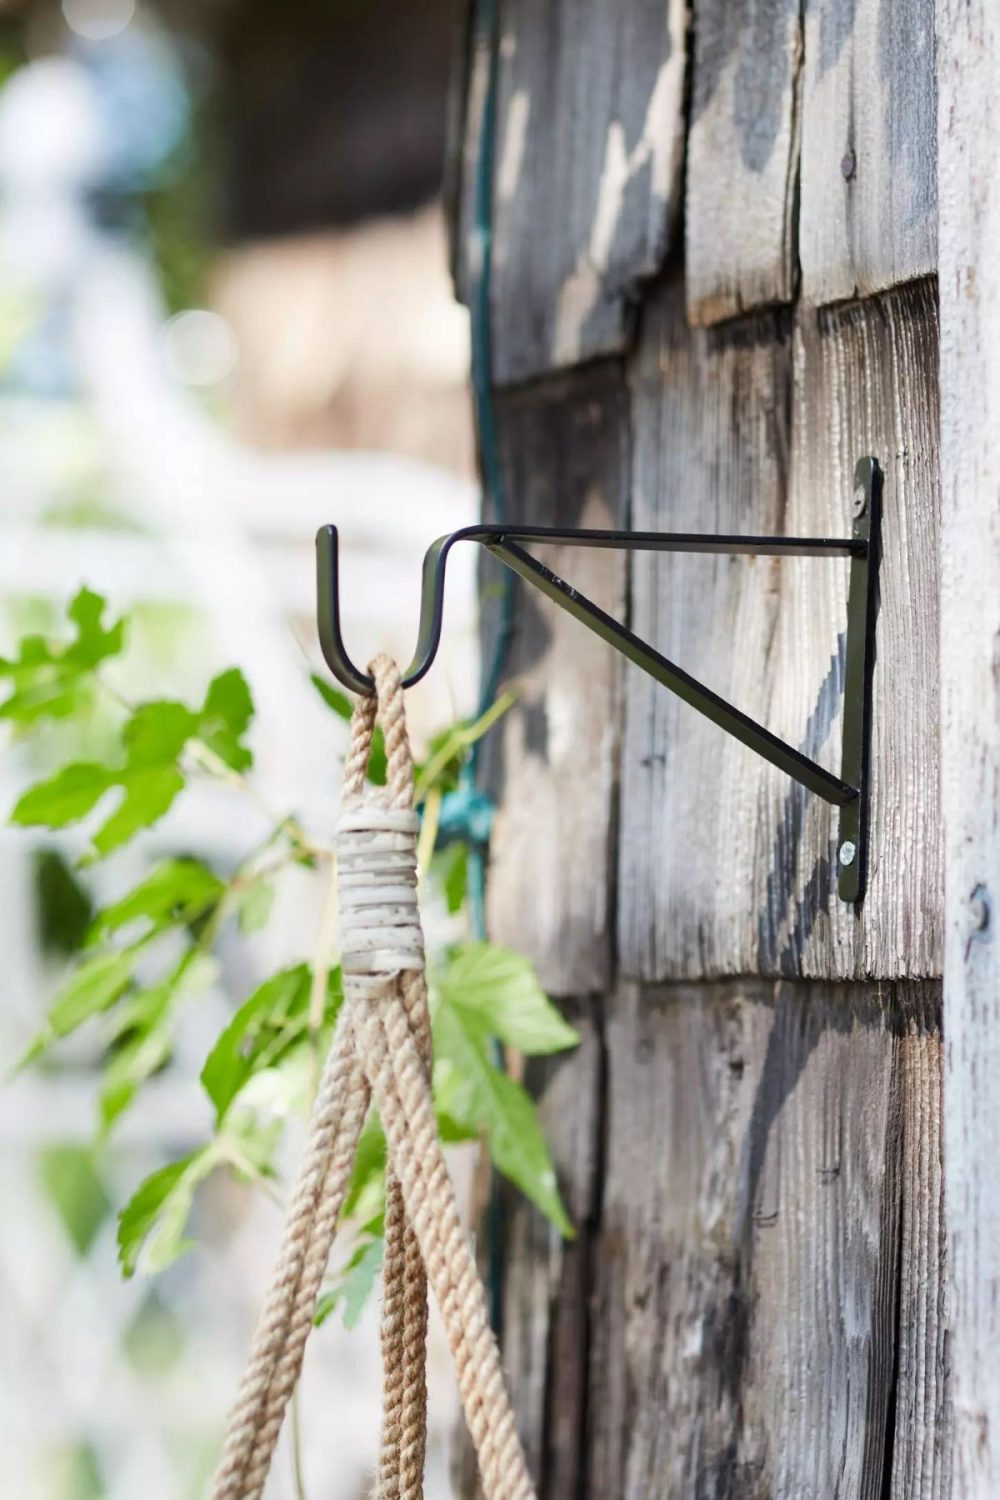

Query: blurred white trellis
[0,49,477,1500]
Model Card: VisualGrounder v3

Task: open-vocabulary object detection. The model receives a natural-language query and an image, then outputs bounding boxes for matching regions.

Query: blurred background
[0,0,479,1495]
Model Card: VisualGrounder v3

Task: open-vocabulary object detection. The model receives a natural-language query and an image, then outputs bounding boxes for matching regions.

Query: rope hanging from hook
[210,655,537,1500]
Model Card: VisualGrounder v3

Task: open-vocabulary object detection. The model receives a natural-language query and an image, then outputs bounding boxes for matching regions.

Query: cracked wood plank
[938,1,1000,1493]
[686,0,803,326]
[483,0,686,383]
[799,0,937,306]
[482,361,628,997]
[587,978,946,1500]
[619,275,941,982]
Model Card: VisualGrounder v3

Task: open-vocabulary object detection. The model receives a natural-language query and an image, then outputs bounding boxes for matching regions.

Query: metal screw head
[839,840,857,868]
[852,484,867,518]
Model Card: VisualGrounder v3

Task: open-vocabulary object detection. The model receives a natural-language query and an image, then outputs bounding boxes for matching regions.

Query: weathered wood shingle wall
[451,0,948,1494]
[937,3,1000,1496]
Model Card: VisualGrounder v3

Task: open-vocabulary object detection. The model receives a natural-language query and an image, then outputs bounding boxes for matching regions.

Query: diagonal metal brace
[316,457,882,903]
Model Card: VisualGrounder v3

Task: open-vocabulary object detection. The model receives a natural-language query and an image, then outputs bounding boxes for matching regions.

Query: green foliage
[433,840,468,915]
[33,848,94,956]
[118,1145,222,1278]
[92,858,224,939]
[198,668,254,772]
[430,943,578,1234]
[0,588,124,725]
[433,998,575,1239]
[39,1144,110,1256]
[315,1224,384,1331]
[11,667,254,858]
[437,942,580,1055]
[17,944,148,1070]
[8,591,578,1325]
[201,964,341,1125]
[100,955,218,1133]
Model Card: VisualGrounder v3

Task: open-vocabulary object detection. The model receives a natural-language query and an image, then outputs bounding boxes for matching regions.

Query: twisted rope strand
[397,970,432,1493]
[352,993,535,1500]
[369,656,429,1500]
[212,1020,370,1500]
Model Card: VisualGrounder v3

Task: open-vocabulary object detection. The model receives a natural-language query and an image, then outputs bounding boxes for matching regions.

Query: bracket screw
[852,485,867,518]
[839,840,857,868]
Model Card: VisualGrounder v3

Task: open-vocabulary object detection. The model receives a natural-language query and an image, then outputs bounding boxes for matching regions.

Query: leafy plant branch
[3,589,579,1328]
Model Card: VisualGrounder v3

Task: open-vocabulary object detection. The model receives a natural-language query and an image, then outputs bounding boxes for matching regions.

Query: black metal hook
[316,457,881,901]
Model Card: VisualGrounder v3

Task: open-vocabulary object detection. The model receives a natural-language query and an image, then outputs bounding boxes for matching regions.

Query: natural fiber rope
[210,655,536,1500]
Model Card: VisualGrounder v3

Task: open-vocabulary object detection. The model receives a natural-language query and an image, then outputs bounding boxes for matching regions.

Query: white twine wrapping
[336,805,424,976]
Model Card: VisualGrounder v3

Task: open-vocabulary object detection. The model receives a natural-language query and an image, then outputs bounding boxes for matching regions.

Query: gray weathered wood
[484,361,627,997]
[443,0,478,304]
[497,1001,603,1496]
[686,0,802,326]
[938,2,1000,1493]
[587,979,945,1500]
[799,0,937,305]
[486,0,686,383]
[450,6,954,1495]
[892,1012,951,1500]
[619,276,941,982]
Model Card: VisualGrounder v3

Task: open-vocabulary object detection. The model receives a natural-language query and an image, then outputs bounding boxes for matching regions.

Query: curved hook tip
[315,525,376,696]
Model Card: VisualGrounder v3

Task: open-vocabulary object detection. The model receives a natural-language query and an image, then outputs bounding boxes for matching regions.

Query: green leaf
[201,965,308,1121]
[99,955,217,1133]
[198,669,254,771]
[223,1110,284,1182]
[366,729,387,787]
[39,1144,110,1255]
[92,859,224,938]
[309,673,352,721]
[123,701,197,767]
[437,942,579,1056]
[99,987,173,1132]
[235,880,274,934]
[435,1106,478,1145]
[12,762,111,829]
[117,1145,222,1278]
[11,713,190,857]
[90,765,185,857]
[0,590,124,726]
[0,678,85,724]
[432,1002,574,1238]
[64,588,126,671]
[17,945,144,1069]
[84,700,201,855]
[342,1111,387,1221]
[9,675,252,861]
[201,964,342,1124]
[315,1231,384,1330]
[432,842,467,915]
[231,1042,314,1119]
[34,849,94,956]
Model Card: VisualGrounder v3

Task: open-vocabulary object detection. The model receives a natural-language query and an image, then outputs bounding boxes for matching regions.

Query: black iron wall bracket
[316,457,882,904]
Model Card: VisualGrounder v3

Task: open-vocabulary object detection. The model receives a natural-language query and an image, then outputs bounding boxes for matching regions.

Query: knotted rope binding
[211,655,537,1500]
